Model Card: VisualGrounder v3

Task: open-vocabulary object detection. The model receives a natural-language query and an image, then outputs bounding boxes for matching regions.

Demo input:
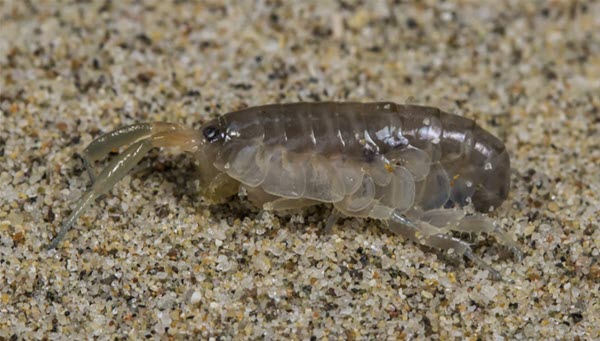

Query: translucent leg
[49,139,154,249]
[245,186,279,208]
[201,173,240,204]
[263,198,319,211]
[419,209,523,261]
[447,215,523,260]
[324,208,341,233]
[251,198,318,225]
[386,209,505,281]
[251,195,320,227]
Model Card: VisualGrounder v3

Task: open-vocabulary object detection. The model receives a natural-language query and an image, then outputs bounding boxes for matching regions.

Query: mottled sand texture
[1,1,599,339]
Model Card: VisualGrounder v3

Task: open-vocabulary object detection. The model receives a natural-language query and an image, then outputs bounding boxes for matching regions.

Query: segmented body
[204,102,510,218]
[50,101,520,280]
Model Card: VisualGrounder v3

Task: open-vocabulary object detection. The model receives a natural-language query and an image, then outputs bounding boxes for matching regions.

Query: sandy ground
[1,1,599,339]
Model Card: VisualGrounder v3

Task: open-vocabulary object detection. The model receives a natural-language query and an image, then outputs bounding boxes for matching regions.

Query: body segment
[50,102,521,280]
[209,102,510,214]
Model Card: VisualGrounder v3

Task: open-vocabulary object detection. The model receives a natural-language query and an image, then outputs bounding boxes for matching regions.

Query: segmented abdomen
[213,102,510,213]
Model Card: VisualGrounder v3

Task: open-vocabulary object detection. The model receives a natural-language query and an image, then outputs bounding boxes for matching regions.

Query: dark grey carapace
[50,102,521,280]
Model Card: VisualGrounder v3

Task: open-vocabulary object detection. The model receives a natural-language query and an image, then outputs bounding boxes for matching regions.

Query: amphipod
[49,102,522,280]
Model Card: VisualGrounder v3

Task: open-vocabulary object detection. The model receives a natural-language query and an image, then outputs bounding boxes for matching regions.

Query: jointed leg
[245,186,279,209]
[49,123,199,249]
[421,233,504,281]
[248,187,321,224]
[263,198,320,211]
[417,209,523,261]
[453,215,523,261]
[244,186,320,212]
[385,208,505,281]
[324,208,342,233]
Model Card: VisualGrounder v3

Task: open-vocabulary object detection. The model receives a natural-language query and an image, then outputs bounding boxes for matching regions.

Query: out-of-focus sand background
[1,1,598,339]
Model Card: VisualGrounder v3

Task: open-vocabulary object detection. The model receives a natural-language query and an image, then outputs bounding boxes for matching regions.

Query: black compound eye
[202,126,220,142]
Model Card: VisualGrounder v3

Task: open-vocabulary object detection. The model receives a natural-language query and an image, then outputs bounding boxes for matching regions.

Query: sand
[1,1,598,339]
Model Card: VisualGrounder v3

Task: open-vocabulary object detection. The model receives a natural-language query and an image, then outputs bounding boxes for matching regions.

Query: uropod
[49,102,522,280]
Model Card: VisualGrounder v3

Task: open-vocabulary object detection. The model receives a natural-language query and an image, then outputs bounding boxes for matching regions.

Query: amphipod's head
[197,118,228,154]
[197,109,266,165]
[195,117,252,203]
[195,118,229,181]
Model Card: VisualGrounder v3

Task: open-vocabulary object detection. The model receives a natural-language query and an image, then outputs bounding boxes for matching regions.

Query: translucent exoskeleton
[49,102,523,280]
